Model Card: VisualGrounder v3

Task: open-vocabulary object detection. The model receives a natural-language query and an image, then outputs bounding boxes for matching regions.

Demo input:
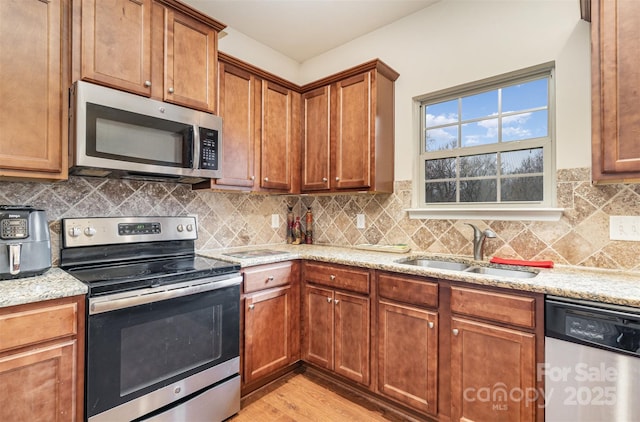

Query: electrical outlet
[610,216,640,241]
[356,214,365,229]
[271,214,279,229]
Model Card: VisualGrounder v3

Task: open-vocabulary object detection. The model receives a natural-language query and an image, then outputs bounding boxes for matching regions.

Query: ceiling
[181,0,438,63]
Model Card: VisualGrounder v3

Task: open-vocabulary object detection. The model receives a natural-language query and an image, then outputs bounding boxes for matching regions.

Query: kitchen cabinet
[0,296,85,421]
[200,53,301,193]
[75,0,224,112]
[301,60,399,193]
[376,273,439,416]
[448,286,542,422]
[0,0,69,181]
[242,261,300,393]
[302,262,370,386]
[591,0,640,183]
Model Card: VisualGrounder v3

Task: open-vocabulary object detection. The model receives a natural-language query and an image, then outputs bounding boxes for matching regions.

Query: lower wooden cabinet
[378,300,438,415]
[302,262,371,386]
[241,261,300,392]
[450,317,536,422]
[0,296,85,422]
[448,285,543,422]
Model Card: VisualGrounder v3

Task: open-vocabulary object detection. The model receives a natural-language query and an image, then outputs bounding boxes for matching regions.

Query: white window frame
[407,62,563,221]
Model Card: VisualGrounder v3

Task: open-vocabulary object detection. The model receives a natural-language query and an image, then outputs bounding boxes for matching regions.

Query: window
[411,63,561,221]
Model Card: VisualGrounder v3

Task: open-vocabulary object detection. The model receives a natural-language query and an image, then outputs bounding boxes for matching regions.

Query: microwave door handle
[191,126,199,170]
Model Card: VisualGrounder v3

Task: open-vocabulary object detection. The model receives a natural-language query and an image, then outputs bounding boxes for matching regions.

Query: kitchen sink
[396,257,538,279]
[464,266,538,278]
[396,258,470,271]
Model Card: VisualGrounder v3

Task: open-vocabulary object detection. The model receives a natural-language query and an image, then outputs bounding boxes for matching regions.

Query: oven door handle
[89,275,241,315]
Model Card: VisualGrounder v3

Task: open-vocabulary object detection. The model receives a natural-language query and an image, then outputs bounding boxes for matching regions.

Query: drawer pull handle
[330,274,336,281]
[327,297,332,303]
[248,304,255,310]
[428,322,434,329]
[452,328,459,336]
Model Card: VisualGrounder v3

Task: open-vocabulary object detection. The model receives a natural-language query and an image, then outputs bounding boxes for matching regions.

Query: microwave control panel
[199,128,218,170]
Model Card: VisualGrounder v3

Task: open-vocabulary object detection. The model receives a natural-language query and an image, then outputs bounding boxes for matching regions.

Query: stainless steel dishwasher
[545,296,640,421]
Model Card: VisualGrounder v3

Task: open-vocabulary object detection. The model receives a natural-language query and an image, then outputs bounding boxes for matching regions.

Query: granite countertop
[199,244,640,308]
[0,267,88,309]
[2,244,639,310]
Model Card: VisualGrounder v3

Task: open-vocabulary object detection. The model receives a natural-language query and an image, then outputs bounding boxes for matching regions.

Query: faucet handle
[483,228,497,238]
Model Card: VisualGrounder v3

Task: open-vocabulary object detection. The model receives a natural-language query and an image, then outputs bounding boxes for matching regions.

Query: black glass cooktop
[68,255,240,296]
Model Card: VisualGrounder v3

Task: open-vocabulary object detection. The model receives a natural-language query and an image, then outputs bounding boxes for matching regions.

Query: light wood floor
[230,374,395,421]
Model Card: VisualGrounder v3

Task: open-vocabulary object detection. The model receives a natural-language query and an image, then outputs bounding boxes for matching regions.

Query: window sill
[406,207,564,221]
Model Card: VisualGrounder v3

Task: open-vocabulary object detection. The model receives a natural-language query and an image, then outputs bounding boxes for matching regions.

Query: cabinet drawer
[304,262,370,294]
[0,302,78,352]
[378,273,438,308]
[243,261,296,293]
[450,287,535,329]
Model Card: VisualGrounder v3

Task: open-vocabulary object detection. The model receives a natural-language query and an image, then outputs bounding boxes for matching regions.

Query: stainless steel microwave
[69,81,222,184]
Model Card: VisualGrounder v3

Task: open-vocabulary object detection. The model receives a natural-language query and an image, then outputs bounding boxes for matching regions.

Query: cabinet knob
[250,176,255,180]
[452,328,459,336]
[335,177,340,181]
[428,321,435,329]
[330,274,336,281]
[322,177,328,182]
[267,276,274,282]
[248,304,255,310]
[327,297,332,303]
[334,299,339,304]
[168,87,174,94]
[264,177,269,182]
[144,80,151,87]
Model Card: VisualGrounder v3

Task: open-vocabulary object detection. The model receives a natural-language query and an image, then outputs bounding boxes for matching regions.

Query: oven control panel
[62,216,198,248]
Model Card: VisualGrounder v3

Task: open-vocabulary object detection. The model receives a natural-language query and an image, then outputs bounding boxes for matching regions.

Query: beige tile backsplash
[1,167,638,271]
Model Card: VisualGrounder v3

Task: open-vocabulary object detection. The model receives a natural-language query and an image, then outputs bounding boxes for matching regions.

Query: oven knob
[84,226,97,237]
[177,224,184,232]
[186,224,193,232]
[68,226,82,237]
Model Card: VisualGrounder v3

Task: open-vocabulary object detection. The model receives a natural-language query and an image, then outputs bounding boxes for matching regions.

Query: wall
[2,1,637,273]
[1,169,638,271]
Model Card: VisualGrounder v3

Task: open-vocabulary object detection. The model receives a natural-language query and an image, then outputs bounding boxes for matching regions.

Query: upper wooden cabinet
[301,60,399,193]
[591,0,640,183]
[200,54,300,193]
[75,0,224,112]
[0,0,69,181]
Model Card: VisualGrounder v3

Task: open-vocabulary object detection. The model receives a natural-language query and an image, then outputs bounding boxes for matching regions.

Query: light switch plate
[271,214,279,229]
[610,216,640,241]
[356,214,365,229]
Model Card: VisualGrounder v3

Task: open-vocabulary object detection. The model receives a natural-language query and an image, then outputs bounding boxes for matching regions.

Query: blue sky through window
[424,77,548,151]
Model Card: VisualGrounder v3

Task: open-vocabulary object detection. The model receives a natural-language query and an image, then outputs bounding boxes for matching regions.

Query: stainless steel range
[60,216,241,422]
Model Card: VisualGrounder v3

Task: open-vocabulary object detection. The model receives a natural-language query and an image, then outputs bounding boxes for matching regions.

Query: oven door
[85,276,241,422]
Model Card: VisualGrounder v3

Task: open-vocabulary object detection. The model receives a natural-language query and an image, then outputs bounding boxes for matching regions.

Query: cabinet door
[0,341,76,422]
[302,86,331,191]
[450,317,536,422]
[332,72,372,190]
[334,291,370,385]
[378,300,438,415]
[0,0,67,179]
[592,0,640,181]
[81,0,151,96]
[260,81,293,191]
[164,7,217,112]
[216,62,257,188]
[303,285,334,370]
[244,286,292,384]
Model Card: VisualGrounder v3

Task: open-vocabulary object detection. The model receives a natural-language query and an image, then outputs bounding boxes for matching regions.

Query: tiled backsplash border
[0,167,638,271]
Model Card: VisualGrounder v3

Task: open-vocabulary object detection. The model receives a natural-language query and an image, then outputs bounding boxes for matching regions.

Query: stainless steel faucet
[466,223,496,261]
